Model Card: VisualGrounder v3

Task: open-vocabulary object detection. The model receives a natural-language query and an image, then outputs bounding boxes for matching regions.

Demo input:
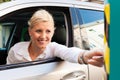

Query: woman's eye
[46,30,51,33]
[36,30,41,33]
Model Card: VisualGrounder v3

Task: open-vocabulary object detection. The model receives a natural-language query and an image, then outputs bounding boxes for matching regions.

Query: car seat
[52,24,66,45]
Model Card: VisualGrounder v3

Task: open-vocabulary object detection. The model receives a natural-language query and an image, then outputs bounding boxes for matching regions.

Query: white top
[7,42,85,64]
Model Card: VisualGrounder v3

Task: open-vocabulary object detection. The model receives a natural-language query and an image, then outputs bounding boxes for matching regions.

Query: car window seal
[0,57,62,71]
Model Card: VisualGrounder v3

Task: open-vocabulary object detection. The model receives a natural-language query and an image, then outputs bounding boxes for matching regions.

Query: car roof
[0,0,104,16]
[0,0,104,9]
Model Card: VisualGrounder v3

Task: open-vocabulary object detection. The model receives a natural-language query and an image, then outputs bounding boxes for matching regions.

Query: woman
[7,9,103,67]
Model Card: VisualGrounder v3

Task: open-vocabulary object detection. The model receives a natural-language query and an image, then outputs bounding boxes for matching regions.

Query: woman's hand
[83,49,104,67]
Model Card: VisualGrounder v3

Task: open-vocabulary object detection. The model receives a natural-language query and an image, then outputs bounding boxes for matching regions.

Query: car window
[73,8,104,50]
[78,9,103,25]
[0,6,70,65]
[0,23,14,49]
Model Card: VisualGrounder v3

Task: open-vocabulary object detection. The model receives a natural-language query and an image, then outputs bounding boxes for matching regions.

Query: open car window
[0,6,71,66]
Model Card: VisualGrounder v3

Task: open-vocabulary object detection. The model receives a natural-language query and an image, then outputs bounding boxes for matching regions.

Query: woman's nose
[41,32,46,38]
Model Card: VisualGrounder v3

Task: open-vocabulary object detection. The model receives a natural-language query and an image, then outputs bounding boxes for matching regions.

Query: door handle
[61,71,86,80]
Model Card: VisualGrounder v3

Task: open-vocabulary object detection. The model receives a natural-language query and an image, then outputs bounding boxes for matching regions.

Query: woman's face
[29,21,54,49]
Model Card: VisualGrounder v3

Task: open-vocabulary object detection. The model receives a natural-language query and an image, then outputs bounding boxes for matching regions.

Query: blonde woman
[7,9,103,67]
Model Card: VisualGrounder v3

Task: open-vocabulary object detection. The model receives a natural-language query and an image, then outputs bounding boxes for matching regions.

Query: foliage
[0,0,11,3]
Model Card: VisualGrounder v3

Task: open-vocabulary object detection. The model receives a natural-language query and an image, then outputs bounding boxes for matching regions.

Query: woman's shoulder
[11,41,30,49]
[8,42,30,56]
[14,41,30,46]
[49,42,66,48]
[49,42,59,46]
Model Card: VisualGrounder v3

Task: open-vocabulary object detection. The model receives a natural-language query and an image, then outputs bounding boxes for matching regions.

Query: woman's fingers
[87,56,104,67]
[92,56,104,62]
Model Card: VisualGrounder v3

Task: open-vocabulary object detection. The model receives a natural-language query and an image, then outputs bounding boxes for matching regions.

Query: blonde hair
[28,9,54,28]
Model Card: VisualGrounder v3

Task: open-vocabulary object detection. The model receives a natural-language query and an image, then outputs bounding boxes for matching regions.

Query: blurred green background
[0,0,11,3]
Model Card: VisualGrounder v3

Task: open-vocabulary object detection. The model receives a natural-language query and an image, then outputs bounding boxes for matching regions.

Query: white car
[0,0,106,80]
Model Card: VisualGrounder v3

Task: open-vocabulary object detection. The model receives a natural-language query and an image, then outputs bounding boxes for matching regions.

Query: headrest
[52,24,66,45]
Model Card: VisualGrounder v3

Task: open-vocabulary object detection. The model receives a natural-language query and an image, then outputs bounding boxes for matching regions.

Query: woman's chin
[39,46,46,50]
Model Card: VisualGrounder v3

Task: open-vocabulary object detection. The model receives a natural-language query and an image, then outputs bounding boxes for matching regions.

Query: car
[0,0,106,80]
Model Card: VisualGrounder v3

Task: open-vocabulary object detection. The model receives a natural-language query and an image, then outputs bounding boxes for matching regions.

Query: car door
[0,0,106,80]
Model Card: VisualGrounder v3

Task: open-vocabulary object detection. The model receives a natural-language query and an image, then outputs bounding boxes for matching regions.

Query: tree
[0,0,11,3]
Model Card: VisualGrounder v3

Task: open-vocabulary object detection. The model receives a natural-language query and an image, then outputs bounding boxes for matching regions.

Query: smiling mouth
[39,41,45,44]
[38,39,47,44]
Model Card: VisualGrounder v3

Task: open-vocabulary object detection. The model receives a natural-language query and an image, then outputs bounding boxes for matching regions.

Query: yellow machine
[104,0,110,79]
